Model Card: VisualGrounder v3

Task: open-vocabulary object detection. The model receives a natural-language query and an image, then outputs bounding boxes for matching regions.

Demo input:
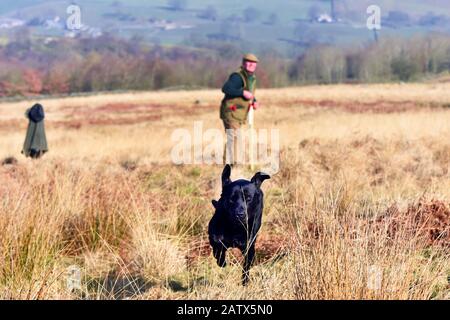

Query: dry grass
[0,83,449,300]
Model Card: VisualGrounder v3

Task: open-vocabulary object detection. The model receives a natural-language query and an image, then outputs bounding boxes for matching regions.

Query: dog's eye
[244,192,252,202]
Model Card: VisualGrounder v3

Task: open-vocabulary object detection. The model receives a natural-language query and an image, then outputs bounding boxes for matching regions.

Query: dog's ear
[221,164,232,187]
[251,172,270,189]
[212,200,218,209]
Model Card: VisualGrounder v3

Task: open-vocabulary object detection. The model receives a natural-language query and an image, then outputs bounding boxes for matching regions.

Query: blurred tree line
[289,34,450,84]
[0,32,449,97]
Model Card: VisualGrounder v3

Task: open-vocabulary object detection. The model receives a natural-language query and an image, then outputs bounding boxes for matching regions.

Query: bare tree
[331,0,336,20]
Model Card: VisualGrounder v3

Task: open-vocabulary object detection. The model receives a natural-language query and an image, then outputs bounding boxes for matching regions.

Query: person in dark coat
[22,103,48,159]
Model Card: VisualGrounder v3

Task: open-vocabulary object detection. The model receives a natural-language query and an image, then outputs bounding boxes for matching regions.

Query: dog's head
[212,165,270,223]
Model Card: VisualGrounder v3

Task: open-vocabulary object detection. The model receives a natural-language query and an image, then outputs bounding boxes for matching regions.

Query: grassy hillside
[0,84,449,299]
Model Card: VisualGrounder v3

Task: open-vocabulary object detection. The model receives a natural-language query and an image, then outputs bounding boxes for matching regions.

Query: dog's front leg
[242,244,256,286]
[213,244,227,268]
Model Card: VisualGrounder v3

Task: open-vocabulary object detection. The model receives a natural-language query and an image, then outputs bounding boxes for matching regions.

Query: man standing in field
[220,53,259,166]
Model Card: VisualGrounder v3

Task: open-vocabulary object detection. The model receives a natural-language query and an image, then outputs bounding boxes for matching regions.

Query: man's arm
[222,73,245,98]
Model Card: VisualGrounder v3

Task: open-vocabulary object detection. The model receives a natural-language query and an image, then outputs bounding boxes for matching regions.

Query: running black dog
[208,165,270,285]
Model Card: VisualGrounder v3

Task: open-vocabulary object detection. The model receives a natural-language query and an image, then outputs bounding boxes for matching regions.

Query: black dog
[208,165,270,285]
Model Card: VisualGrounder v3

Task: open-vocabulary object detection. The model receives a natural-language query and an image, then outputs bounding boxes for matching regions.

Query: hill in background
[0,0,449,57]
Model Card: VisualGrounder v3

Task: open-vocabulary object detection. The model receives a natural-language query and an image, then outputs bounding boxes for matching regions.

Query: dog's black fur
[208,165,270,285]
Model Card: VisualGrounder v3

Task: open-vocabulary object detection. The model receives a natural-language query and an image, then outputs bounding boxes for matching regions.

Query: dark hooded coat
[22,103,48,159]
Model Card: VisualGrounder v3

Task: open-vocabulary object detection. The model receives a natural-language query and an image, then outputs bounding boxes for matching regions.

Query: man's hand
[243,90,254,101]
[251,101,259,110]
